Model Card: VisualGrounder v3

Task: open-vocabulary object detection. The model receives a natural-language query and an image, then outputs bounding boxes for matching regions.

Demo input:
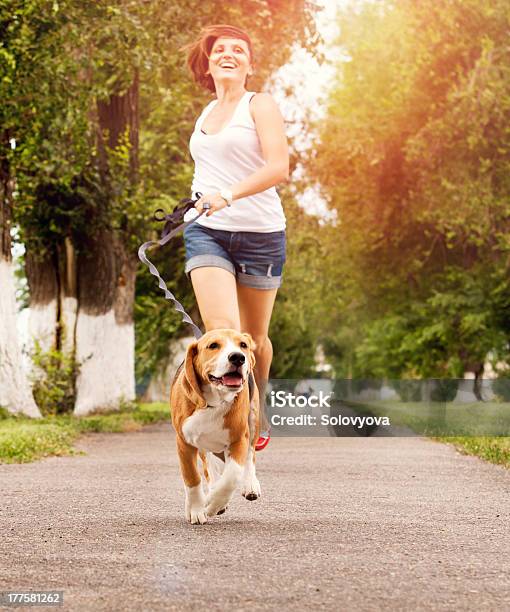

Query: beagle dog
[170,329,261,524]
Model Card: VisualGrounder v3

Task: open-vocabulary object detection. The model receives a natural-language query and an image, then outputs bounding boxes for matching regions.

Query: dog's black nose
[228,352,245,366]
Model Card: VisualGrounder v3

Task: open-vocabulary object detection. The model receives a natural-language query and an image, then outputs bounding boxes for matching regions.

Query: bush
[430,379,459,402]
[492,376,510,401]
[30,342,80,416]
[391,380,422,402]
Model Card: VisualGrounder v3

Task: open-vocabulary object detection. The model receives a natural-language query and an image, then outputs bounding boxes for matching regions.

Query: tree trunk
[60,237,79,355]
[25,249,59,353]
[74,72,139,415]
[472,362,485,402]
[0,139,41,417]
[74,232,137,414]
[25,236,78,359]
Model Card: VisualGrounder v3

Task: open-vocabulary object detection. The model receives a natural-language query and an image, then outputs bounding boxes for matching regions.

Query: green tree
[309,0,510,394]
[268,191,327,378]
[0,0,77,416]
[5,0,322,410]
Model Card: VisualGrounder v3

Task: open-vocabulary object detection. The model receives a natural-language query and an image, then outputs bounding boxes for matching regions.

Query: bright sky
[270,0,346,221]
[271,0,341,131]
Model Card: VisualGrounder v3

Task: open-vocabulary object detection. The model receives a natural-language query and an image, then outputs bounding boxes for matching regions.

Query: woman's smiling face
[207,37,252,87]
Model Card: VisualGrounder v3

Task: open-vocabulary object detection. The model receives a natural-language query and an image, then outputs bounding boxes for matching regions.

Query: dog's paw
[241,476,261,501]
[206,491,231,517]
[186,505,207,525]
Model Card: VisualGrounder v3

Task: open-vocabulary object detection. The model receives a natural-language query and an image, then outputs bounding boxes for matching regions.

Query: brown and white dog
[170,329,261,524]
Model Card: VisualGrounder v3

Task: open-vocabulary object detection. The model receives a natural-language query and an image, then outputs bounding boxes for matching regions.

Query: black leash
[137,194,208,340]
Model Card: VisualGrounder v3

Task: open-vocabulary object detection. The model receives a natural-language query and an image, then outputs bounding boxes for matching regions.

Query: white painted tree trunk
[28,239,78,355]
[60,238,78,354]
[141,336,193,403]
[0,258,41,417]
[73,310,135,415]
[61,296,78,355]
[28,301,58,353]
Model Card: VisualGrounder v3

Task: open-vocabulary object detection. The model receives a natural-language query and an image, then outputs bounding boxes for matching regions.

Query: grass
[345,399,509,435]
[435,436,510,468]
[342,399,510,468]
[0,402,170,464]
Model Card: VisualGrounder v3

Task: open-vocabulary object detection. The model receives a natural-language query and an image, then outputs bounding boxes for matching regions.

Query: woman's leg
[236,285,279,431]
[190,267,241,331]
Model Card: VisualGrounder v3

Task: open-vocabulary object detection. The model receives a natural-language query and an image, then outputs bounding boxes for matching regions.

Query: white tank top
[189,91,286,232]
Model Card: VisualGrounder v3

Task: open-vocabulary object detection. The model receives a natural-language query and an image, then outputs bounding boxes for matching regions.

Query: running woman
[182,25,289,450]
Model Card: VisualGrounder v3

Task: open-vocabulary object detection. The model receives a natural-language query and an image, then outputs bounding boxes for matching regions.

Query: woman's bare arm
[230,92,289,200]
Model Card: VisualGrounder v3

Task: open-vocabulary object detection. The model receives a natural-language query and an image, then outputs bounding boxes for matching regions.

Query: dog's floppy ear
[242,333,257,371]
[183,341,206,409]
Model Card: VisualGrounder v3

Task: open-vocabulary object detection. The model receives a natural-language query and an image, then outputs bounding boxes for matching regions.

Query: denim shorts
[183,222,286,289]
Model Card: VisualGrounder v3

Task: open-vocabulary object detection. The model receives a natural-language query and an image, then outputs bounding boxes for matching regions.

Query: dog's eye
[240,341,248,349]
[208,342,220,349]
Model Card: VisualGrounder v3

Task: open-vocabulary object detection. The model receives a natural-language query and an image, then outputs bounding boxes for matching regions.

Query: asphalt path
[1,421,509,611]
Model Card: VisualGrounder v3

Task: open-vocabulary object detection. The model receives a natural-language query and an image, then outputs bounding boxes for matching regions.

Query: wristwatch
[219,188,233,207]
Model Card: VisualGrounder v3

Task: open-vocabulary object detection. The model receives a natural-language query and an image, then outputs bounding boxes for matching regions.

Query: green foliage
[309,0,510,378]
[20,174,102,252]
[3,0,324,386]
[5,0,322,250]
[269,195,328,378]
[1,1,93,186]
[353,266,507,378]
[30,342,79,416]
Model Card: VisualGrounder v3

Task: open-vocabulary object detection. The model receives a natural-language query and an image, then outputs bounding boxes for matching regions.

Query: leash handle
[137,195,208,340]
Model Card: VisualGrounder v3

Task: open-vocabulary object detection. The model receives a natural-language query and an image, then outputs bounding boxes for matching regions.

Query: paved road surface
[1,422,509,611]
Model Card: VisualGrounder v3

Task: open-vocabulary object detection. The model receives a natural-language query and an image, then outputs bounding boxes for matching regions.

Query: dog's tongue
[222,373,243,387]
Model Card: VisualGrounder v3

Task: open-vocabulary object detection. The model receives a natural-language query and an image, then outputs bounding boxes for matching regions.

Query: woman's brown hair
[181,24,254,93]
